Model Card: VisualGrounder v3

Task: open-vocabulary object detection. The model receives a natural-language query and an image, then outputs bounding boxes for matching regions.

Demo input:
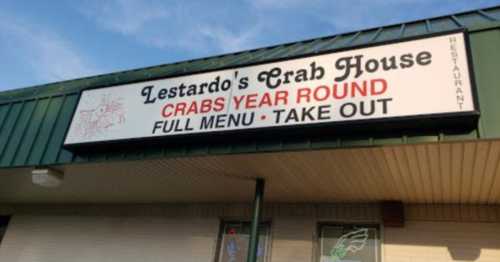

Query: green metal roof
[1,5,500,168]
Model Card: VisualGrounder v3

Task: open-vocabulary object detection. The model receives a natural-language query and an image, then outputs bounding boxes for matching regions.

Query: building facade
[1,5,500,262]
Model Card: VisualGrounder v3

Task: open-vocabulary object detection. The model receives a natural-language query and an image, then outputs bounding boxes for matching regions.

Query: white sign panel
[64,31,477,146]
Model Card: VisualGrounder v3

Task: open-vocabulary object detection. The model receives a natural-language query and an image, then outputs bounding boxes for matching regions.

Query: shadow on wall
[448,247,481,261]
[384,221,500,261]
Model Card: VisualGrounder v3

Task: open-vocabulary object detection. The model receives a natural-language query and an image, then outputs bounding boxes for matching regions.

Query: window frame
[214,220,272,262]
[316,222,381,262]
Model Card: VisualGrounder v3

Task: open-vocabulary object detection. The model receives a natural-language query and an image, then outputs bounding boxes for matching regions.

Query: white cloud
[76,0,500,61]
[197,23,264,53]
[77,0,264,57]
[79,0,169,35]
[0,13,99,84]
[249,0,316,9]
[248,0,426,32]
[247,0,498,33]
[250,0,423,10]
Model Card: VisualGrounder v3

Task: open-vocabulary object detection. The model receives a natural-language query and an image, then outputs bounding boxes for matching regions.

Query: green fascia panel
[163,147,188,158]
[86,151,109,162]
[350,29,381,46]
[207,144,233,154]
[442,129,479,142]
[104,150,127,162]
[310,138,341,149]
[139,146,165,159]
[375,25,404,42]
[1,7,500,168]
[280,139,312,151]
[185,145,211,156]
[256,143,284,152]
[11,99,52,166]
[403,22,429,38]
[372,136,405,146]
[469,29,500,139]
[25,97,65,166]
[0,100,37,166]
[0,103,24,166]
[41,95,79,165]
[340,138,373,148]
[430,17,460,32]
[406,135,439,144]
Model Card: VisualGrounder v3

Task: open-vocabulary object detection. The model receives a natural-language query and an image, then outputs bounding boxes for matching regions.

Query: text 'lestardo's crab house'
[1,5,500,262]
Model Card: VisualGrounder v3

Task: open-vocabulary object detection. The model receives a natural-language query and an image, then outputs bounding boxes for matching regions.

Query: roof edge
[1,4,499,104]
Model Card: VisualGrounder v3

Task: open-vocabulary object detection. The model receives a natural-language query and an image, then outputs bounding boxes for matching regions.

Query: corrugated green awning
[1,6,500,168]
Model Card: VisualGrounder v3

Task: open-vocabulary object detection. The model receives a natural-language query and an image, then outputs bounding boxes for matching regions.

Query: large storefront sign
[64,30,478,147]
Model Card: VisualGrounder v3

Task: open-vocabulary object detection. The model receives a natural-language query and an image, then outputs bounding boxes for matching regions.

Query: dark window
[0,216,10,244]
[318,223,380,262]
[216,221,270,262]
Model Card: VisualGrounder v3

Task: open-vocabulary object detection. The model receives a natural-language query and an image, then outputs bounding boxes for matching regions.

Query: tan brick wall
[1,204,500,262]
[0,215,220,262]
[269,217,315,262]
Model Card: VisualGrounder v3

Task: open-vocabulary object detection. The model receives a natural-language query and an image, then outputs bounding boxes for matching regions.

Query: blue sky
[1,0,500,91]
